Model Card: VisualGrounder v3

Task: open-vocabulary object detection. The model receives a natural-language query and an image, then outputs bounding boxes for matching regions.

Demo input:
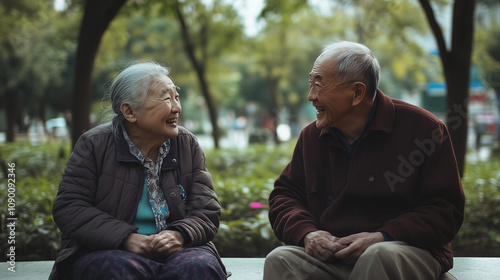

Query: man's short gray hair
[322,41,380,95]
[106,60,170,134]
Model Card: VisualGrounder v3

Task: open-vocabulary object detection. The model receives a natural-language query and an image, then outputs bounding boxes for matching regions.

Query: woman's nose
[172,100,182,113]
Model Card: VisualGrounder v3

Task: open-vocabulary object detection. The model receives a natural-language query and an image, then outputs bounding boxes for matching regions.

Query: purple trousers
[70,247,227,280]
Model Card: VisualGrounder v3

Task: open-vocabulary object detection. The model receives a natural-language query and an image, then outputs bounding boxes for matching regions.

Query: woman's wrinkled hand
[148,230,184,259]
[123,233,156,259]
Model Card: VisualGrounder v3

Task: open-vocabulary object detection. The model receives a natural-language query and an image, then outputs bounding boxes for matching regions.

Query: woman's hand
[123,233,156,258]
[149,230,184,259]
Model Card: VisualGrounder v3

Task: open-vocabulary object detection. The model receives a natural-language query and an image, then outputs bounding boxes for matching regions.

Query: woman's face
[134,75,182,142]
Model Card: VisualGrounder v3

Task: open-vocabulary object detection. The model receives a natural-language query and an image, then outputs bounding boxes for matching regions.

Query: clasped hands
[304,230,383,265]
[124,230,184,260]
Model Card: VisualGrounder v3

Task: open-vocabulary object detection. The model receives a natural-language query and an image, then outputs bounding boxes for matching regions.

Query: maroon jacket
[269,90,465,272]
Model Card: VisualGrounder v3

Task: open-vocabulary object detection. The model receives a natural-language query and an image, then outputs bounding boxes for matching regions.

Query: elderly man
[264,41,465,280]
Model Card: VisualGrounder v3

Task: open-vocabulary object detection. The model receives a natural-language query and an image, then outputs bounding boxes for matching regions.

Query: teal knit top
[132,180,158,235]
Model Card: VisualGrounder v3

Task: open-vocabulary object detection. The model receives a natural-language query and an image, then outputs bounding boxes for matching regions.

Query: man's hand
[149,230,184,259]
[304,230,344,261]
[334,232,384,265]
[123,233,156,258]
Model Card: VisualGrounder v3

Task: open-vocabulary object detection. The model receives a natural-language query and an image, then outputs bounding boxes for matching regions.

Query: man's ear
[352,82,367,106]
[120,103,137,123]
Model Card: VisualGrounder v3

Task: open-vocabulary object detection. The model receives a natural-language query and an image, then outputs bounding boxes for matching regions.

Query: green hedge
[452,159,500,256]
[206,144,293,257]
[0,141,68,261]
[1,140,499,261]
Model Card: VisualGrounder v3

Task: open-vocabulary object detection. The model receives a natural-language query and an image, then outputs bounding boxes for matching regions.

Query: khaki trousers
[263,241,452,280]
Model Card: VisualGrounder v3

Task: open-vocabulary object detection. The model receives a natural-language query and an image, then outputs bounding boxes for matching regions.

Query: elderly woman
[49,61,227,280]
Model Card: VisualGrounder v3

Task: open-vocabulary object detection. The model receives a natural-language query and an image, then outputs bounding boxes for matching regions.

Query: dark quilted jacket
[49,122,222,279]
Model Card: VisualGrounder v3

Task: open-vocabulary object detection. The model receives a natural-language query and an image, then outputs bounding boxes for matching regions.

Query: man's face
[308,53,355,130]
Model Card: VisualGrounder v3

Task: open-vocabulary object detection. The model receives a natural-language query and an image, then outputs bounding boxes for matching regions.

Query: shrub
[206,144,294,257]
[452,159,500,256]
[0,140,294,260]
[0,141,68,261]
[1,139,499,260]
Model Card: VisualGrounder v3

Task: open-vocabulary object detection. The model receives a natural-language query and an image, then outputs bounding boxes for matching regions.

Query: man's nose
[308,88,317,101]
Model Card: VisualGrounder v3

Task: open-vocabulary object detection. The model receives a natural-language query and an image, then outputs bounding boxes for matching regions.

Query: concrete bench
[1,257,499,279]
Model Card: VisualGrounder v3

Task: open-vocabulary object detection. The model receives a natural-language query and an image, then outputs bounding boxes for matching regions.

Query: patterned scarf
[122,125,170,232]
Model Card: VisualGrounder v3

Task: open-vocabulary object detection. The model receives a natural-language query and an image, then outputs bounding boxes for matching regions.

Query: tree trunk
[71,0,127,147]
[3,41,24,143]
[0,154,7,177]
[174,3,220,148]
[266,74,281,145]
[419,0,475,177]
[445,0,475,177]
[5,89,17,142]
[197,72,221,149]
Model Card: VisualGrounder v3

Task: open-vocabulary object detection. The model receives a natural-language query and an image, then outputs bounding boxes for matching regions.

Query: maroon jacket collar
[370,89,395,134]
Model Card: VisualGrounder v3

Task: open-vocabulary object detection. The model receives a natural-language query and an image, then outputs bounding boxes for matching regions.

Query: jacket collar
[369,89,395,134]
[161,135,179,171]
[114,122,180,171]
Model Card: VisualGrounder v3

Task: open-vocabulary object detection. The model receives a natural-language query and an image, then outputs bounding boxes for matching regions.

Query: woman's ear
[352,82,367,106]
[120,103,137,123]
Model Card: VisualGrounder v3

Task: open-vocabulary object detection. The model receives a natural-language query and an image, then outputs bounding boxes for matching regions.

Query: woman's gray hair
[105,60,170,135]
[322,41,380,95]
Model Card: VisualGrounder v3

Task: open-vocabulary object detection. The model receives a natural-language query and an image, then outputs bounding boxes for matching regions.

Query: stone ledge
[1,257,498,279]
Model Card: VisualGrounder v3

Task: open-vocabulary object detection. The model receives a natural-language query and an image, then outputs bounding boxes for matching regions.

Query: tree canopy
[1,0,498,173]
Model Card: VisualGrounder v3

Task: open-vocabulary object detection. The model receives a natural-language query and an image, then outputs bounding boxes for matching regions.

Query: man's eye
[309,80,320,87]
